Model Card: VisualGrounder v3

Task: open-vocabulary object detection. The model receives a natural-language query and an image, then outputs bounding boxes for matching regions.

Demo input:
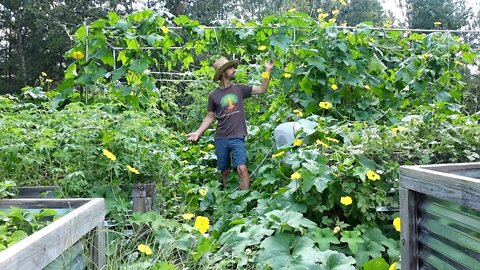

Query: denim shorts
[214,137,247,171]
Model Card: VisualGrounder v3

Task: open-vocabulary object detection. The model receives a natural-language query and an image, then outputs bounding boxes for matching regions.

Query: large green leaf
[317,249,356,270]
[301,164,333,193]
[8,230,28,246]
[256,233,323,270]
[265,210,317,231]
[129,59,149,74]
[297,119,318,136]
[306,56,327,72]
[306,228,340,251]
[270,35,292,51]
[362,257,389,270]
[340,230,364,254]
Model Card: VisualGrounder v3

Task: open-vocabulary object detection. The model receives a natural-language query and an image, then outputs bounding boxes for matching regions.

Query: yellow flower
[258,45,267,51]
[333,226,341,233]
[272,151,285,158]
[340,196,353,206]
[102,149,116,161]
[364,85,370,90]
[293,138,302,146]
[261,71,270,79]
[332,10,340,15]
[182,213,194,220]
[316,140,329,148]
[199,188,208,196]
[328,18,336,24]
[293,109,303,117]
[383,21,392,28]
[72,51,84,60]
[161,26,169,33]
[207,144,215,150]
[366,170,381,181]
[318,13,329,20]
[291,171,301,180]
[340,22,347,27]
[316,8,323,13]
[434,21,442,27]
[127,165,140,174]
[45,79,53,83]
[319,101,333,109]
[340,0,347,5]
[283,73,292,78]
[181,160,189,164]
[288,8,296,12]
[41,72,47,77]
[330,84,338,90]
[326,137,339,143]
[393,217,401,232]
[389,262,397,270]
[391,126,407,134]
[194,216,210,234]
[137,244,153,255]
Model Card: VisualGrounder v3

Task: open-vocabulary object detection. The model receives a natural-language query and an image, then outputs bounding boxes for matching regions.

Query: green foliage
[0,0,110,94]
[1,9,480,269]
[339,0,387,26]
[0,100,179,194]
[0,207,58,251]
[55,9,475,120]
[0,180,16,198]
[404,0,472,29]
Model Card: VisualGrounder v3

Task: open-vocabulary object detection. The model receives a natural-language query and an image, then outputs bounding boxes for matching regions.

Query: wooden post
[92,221,106,269]
[400,187,419,270]
[131,182,155,213]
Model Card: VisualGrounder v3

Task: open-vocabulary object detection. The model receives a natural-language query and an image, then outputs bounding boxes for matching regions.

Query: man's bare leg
[237,165,250,190]
[221,169,230,188]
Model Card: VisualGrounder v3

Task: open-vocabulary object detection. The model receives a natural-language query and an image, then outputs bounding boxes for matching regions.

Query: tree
[0,0,108,94]
[339,0,387,26]
[403,0,472,29]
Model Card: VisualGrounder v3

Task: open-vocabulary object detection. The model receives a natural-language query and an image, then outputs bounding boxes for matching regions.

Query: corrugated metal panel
[43,241,86,270]
[417,194,480,270]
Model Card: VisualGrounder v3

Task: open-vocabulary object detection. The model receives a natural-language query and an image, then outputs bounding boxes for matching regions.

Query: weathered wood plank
[400,173,480,211]
[413,162,480,173]
[401,165,480,189]
[0,198,92,209]
[400,187,418,270]
[0,198,105,270]
[92,221,106,269]
[17,186,57,198]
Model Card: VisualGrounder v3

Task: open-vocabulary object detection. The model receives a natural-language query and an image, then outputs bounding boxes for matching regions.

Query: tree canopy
[403,0,472,29]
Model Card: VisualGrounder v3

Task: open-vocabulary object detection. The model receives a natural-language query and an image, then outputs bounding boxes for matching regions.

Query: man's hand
[265,60,274,71]
[186,132,199,141]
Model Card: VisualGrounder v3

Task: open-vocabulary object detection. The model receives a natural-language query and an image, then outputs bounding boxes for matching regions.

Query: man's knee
[221,169,230,177]
[237,165,248,174]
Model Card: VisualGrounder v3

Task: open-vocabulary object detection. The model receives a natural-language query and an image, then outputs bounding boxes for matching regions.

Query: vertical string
[85,24,89,103]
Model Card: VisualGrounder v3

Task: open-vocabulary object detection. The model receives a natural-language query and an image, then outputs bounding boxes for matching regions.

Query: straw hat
[213,56,239,81]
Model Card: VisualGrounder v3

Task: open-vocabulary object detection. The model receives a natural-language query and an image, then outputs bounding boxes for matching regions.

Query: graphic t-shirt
[207,84,253,139]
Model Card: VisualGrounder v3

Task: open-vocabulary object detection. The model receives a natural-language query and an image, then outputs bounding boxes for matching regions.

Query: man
[187,56,273,190]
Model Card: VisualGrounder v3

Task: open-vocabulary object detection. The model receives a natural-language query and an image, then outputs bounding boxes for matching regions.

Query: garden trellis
[95,25,480,84]
[59,9,479,117]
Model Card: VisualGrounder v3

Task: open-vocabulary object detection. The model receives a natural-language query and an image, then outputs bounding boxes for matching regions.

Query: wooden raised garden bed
[399,162,480,270]
[0,198,105,270]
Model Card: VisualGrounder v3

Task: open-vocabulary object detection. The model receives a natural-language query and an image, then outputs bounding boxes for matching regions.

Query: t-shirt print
[219,93,239,118]
[207,84,252,139]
